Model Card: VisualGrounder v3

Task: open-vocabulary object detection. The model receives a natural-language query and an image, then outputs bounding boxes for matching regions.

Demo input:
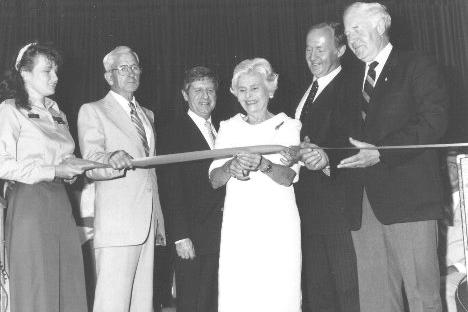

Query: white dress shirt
[110,90,154,151]
[187,109,217,150]
[295,66,342,120]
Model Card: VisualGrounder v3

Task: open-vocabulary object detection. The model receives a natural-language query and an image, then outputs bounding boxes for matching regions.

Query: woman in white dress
[209,58,302,312]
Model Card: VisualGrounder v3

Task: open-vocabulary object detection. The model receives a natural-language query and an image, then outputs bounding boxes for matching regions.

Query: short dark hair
[0,42,62,110]
[308,22,346,49]
[182,66,219,92]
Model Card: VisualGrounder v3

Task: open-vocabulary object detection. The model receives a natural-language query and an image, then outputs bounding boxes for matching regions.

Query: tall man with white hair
[338,2,448,312]
[78,46,166,312]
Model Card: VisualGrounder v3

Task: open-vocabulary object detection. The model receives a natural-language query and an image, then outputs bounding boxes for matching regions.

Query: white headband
[15,42,36,71]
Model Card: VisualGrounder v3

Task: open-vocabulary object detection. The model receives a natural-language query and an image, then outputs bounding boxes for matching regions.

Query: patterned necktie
[204,120,216,148]
[128,102,150,156]
[362,61,379,117]
[300,80,319,123]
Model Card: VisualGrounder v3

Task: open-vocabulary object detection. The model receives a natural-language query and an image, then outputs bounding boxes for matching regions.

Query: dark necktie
[128,102,150,156]
[362,61,379,117]
[300,80,319,122]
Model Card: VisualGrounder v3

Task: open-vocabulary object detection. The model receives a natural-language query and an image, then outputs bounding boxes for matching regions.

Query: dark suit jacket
[158,114,225,255]
[342,49,449,230]
[295,70,356,235]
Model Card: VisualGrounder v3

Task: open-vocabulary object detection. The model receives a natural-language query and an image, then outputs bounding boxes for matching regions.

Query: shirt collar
[368,42,393,68]
[188,109,212,127]
[30,97,58,111]
[315,65,342,86]
[110,90,136,115]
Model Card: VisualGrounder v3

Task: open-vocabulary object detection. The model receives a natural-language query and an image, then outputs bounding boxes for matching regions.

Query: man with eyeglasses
[78,46,166,312]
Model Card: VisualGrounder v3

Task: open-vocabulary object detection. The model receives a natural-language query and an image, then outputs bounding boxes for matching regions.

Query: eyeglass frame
[109,64,143,76]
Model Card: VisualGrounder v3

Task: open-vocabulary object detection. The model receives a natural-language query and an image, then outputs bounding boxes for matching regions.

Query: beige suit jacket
[78,91,165,248]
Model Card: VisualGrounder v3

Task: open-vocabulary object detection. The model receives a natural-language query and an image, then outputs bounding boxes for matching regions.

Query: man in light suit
[294,22,359,312]
[159,66,225,312]
[78,46,165,312]
[338,3,448,312]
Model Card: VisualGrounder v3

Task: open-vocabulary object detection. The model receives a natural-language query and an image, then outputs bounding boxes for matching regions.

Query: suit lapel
[102,92,145,156]
[314,71,342,109]
[183,114,211,151]
[370,50,398,106]
[300,72,342,141]
[364,50,398,139]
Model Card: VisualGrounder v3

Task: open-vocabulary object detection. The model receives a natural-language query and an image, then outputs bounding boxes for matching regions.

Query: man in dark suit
[338,2,449,312]
[158,66,225,312]
[294,22,359,312]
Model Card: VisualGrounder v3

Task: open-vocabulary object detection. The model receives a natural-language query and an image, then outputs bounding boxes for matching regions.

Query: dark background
[1,1,467,309]
[1,0,467,141]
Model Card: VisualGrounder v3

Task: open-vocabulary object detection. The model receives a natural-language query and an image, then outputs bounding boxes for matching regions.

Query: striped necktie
[362,61,379,117]
[300,80,319,123]
[128,102,150,156]
[204,120,216,148]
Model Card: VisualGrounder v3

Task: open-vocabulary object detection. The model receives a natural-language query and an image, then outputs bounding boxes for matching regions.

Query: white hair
[102,46,139,71]
[344,2,392,35]
[230,58,278,96]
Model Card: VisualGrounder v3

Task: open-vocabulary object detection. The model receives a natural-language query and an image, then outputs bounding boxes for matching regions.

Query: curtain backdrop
[1,0,467,141]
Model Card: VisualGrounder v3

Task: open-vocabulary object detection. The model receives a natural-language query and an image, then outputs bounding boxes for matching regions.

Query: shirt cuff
[175,238,189,245]
[322,165,331,176]
[454,263,466,274]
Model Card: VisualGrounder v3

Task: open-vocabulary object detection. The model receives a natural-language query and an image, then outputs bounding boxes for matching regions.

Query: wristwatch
[259,157,273,174]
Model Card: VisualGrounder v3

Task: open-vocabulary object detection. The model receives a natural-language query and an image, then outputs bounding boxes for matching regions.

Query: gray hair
[230,58,278,96]
[344,2,392,35]
[102,46,139,71]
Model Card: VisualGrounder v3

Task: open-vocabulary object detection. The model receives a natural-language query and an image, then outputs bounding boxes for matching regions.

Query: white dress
[210,113,302,312]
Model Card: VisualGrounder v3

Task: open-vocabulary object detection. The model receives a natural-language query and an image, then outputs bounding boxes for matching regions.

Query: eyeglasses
[110,64,142,76]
